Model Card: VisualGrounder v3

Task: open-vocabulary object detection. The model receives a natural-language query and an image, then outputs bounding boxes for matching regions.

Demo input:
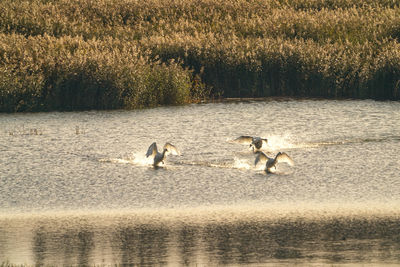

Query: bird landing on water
[146,142,180,167]
[233,136,269,153]
[255,151,294,173]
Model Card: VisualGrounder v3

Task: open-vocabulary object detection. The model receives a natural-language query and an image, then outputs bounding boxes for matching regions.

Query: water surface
[1,99,400,265]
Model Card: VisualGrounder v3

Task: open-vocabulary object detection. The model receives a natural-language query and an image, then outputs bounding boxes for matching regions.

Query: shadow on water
[6,214,399,266]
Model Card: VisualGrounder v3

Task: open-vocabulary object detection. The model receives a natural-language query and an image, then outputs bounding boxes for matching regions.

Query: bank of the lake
[1,0,400,112]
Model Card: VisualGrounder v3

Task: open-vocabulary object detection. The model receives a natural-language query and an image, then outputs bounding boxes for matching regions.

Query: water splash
[263,133,296,151]
[131,152,154,166]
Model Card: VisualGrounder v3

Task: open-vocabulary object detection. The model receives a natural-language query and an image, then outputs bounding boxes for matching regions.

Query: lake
[1,99,400,265]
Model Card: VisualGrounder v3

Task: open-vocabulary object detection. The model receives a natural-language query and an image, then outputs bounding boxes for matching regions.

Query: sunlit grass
[0,0,399,111]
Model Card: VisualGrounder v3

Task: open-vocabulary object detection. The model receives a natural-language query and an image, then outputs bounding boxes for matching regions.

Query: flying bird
[255,151,294,173]
[146,142,180,166]
[233,136,268,152]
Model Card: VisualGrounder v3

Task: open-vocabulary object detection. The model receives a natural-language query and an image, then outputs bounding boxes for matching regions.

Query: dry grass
[1,0,399,111]
[0,33,194,111]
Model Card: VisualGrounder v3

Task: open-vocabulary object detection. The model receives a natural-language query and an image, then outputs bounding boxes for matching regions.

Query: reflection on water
[1,208,400,265]
[31,223,96,266]
[116,224,169,266]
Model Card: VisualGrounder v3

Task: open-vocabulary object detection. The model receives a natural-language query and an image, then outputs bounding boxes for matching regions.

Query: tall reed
[0,0,399,111]
[0,34,192,111]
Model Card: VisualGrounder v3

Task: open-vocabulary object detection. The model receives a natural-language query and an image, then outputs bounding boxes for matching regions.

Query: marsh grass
[0,34,194,111]
[1,0,399,111]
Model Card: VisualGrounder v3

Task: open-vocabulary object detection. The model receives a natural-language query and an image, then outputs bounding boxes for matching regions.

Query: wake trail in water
[291,135,400,149]
[99,150,283,173]
[98,134,398,172]
[177,158,252,170]
[99,152,153,166]
[256,134,400,150]
[99,152,186,170]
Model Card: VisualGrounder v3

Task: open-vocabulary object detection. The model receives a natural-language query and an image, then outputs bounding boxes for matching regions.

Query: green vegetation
[1,0,399,111]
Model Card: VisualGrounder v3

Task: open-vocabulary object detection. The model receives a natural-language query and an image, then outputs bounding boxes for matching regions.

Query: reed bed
[0,34,193,111]
[1,0,399,111]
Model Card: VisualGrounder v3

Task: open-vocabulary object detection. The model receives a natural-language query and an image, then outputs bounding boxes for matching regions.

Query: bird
[146,142,180,166]
[233,136,268,152]
[255,151,294,173]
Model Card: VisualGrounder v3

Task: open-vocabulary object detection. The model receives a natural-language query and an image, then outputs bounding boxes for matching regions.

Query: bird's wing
[164,143,180,155]
[233,136,253,144]
[276,152,294,166]
[146,142,158,158]
[255,151,269,166]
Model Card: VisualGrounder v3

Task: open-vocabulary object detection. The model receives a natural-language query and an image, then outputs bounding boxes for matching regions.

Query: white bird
[146,142,180,166]
[233,136,268,152]
[255,151,294,173]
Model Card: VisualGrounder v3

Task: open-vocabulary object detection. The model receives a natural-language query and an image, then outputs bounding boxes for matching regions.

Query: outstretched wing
[164,143,180,155]
[146,142,158,158]
[276,152,294,166]
[255,151,269,166]
[233,136,253,144]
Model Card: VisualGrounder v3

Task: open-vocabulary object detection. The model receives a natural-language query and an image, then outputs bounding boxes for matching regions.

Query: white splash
[264,133,296,151]
[131,152,154,166]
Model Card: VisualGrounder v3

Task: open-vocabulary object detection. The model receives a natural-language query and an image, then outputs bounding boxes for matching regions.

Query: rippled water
[1,99,400,265]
